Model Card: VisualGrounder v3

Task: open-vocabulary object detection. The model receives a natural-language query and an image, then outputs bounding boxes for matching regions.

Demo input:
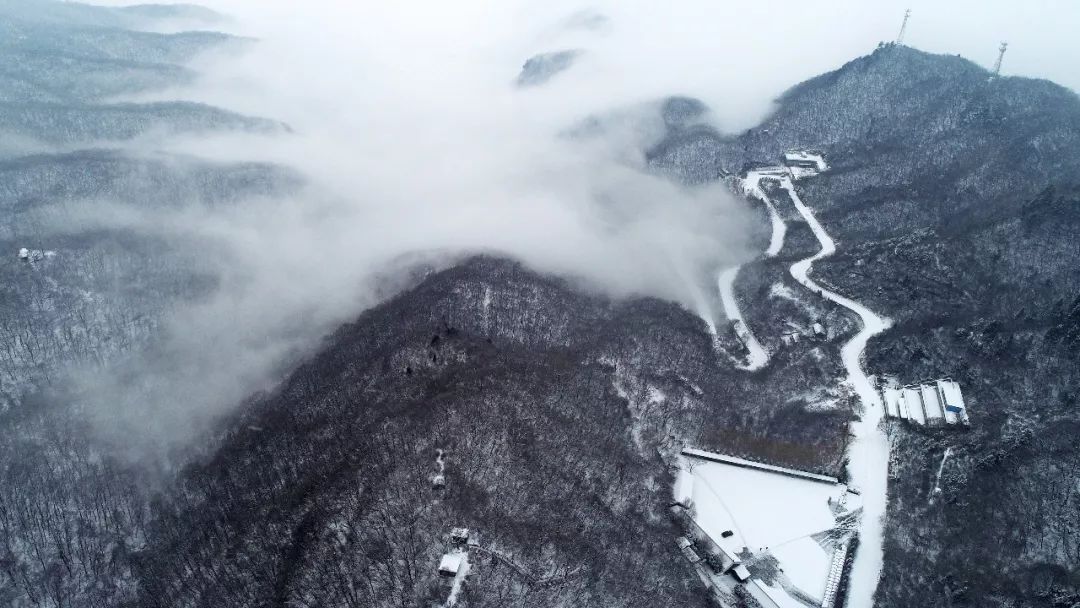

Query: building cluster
[780,320,828,347]
[782,150,828,179]
[879,377,969,426]
[437,527,474,577]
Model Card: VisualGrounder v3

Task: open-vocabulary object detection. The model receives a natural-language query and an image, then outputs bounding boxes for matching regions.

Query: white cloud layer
[77,0,1080,451]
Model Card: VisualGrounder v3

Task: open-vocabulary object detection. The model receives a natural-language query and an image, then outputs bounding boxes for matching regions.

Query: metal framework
[993,42,1008,75]
[896,9,911,44]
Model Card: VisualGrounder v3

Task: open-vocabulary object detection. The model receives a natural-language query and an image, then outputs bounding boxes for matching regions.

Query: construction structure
[781,330,801,347]
[438,552,464,577]
[781,150,829,180]
[782,151,827,172]
[880,377,969,425]
[17,248,51,262]
[896,9,911,45]
[676,537,702,564]
[450,528,470,545]
[993,41,1008,76]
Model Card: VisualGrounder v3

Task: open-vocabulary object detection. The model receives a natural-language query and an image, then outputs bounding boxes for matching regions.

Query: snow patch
[443,551,470,607]
[769,282,800,302]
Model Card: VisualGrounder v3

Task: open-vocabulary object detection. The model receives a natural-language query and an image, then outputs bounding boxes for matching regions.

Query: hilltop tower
[993,42,1008,76]
[896,9,911,44]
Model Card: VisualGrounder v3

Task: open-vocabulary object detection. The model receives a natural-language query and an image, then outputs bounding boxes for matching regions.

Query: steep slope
[133,257,716,607]
[129,256,850,607]
[0,5,301,606]
[3,9,1079,608]
[651,45,1080,607]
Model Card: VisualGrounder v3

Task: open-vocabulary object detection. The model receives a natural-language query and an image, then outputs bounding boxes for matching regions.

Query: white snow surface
[783,176,892,608]
[443,551,470,607]
[687,457,842,562]
[903,388,926,425]
[742,169,789,257]
[930,446,954,505]
[756,579,810,608]
[769,281,800,302]
[647,385,667,404]
[718,266,769,371]
[772,536,831,600]
[921,384,945,420]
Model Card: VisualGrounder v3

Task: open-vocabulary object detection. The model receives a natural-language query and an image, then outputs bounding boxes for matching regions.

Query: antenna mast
[896,9,911,44]
[993,42,1008,76]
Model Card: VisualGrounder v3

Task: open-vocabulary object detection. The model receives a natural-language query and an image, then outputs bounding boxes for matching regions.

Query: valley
[1,4,1079,608]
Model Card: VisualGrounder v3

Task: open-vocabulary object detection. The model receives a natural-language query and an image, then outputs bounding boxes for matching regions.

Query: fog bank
[77,0,1080,451]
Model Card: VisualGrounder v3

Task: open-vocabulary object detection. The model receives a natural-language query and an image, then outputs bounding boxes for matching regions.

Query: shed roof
[439,552,463,575]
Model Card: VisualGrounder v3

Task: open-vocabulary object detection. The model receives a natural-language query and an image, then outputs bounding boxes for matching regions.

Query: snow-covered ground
[677,451,856,607]
[742,169,789,258]
[783,176,892,608]
[718,266,769,371]
[709,168,796,371]
[771,537,831,599]
[443,551,470,607]
[930,446,953,505]
[688,156,891,606]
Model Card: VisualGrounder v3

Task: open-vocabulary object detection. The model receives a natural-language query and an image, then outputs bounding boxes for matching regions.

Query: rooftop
[438,552,463,575]
[681,448,839,484]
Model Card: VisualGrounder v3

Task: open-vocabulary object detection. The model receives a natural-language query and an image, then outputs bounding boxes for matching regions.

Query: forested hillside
[654,44,1080,607]
[0,3,298,605]
[2,3,1079,607]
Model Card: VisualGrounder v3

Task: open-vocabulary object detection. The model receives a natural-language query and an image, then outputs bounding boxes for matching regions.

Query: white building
[438,552,463,577]
[880,378,969,425]
[782,150,828,172]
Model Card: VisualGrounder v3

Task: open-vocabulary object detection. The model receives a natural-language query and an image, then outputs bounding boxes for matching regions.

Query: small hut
[438,552,463,577]
[450,528,470,545]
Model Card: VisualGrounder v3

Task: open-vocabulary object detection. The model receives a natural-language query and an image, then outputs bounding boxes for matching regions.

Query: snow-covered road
[718,267,769,371]
[712,169,792,371]
[743,169,789,258]
[783,177,892,608]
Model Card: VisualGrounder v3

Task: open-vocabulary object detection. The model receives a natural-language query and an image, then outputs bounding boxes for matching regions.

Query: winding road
[782,175,892,608]
[744,169,789,258]
[718,267,769,371]
[706,160,892,606]
[714,169,792,370]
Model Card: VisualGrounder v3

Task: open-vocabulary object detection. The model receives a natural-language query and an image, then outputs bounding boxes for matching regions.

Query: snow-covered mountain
[1,3,1078,608]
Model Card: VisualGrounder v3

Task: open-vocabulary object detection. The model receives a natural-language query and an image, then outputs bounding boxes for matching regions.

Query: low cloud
[70,0,760,452]
[75,0,1080,452]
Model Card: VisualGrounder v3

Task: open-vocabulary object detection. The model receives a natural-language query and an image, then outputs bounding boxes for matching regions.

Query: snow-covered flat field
[688,457,840,553]
[677,450,856,606]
